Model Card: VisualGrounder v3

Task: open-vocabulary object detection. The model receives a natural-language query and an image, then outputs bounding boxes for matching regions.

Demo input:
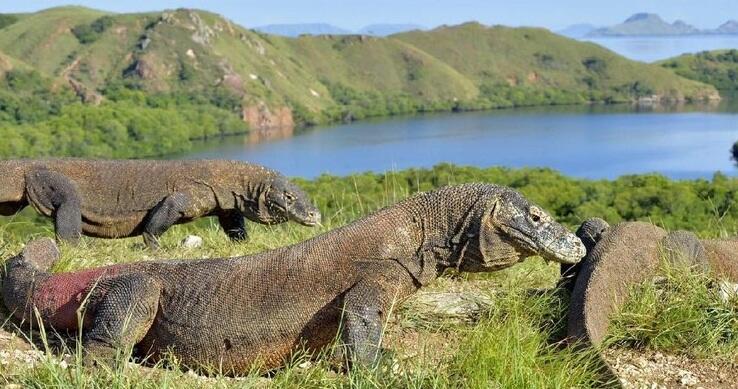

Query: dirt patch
[604,348,738,388]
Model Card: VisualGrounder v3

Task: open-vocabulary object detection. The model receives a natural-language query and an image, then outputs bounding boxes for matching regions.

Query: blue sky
[3,0,738,30]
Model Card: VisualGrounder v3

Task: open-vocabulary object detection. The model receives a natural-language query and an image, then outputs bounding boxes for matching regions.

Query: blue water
[585,35,738,63]
[180,103,738,180]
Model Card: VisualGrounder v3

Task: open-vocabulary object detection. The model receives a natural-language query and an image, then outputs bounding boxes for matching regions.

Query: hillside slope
[0,7,720,159]
[660,50,738,90]
[395,23,715,103]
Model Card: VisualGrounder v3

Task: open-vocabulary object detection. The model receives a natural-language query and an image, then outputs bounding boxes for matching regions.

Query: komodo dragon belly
[33,266,126,330]
[80,209,150,238]
[137,281,351,372]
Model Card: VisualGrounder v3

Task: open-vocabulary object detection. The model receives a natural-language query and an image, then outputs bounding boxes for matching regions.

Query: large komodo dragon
[0,159,321,249]
[565,219,738,347]
[2,183,585,374]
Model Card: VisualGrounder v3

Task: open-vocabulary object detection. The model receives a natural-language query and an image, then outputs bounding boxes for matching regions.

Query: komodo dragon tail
[2,238,60,323]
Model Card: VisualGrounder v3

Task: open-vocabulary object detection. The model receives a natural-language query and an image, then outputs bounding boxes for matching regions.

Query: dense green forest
[0,69,247,158]
[299,165,738,237]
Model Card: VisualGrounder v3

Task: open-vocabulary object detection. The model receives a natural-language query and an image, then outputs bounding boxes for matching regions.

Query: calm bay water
[179,102,738,180]
[585,35,738,63]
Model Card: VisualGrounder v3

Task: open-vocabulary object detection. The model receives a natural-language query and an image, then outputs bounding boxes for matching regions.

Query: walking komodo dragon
[2,183,586,374]
[0,159,321,249]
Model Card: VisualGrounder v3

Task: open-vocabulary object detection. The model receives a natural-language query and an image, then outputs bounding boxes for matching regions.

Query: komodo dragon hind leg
[217,210,248,242]
[143,192,193,250]
[83,274,161,365]
[24,169,82,243]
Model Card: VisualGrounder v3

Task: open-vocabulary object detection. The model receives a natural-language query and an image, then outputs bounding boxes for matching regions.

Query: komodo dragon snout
[465,190,586,271]
[249,176,321,226]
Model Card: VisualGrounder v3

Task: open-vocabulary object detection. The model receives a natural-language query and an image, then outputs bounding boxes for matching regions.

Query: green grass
[608,260,738,360]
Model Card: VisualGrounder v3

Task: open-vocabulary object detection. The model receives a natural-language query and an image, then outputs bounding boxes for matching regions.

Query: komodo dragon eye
[529,206,548,223]
[284,192,296,203]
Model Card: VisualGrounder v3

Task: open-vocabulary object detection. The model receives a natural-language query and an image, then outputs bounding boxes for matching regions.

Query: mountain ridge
[587,13,738,37]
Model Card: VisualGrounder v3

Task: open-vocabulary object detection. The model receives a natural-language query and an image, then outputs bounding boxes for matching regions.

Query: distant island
[253,23,424,37]
[559,13,738,38]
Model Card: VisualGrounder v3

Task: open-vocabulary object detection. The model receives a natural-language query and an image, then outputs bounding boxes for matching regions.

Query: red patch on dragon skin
[33,265,124,330]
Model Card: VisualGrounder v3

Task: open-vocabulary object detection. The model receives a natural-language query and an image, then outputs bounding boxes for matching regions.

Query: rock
[241,102,295,131]
[717,280,738,303]
[181,235,203,249]
[679,370,699,386]
[138,36,151,50]
[408,291,492,321]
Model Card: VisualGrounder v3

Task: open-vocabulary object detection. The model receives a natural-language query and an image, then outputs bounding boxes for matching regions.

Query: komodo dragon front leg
[83,274,162,363]
[24,169,83,243]
[217,210,248,242]
[143,192,205,250]
[338,261,417,366]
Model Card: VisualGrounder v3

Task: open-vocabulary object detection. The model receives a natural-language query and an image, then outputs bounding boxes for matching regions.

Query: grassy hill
[0,7,720,159]
[660,49,738,90]
[396,23,715,103]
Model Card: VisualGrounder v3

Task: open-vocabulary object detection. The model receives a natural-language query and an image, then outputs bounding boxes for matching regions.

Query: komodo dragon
[0,159,321,249]
[565,221,738,347]
[558,217,610,293]
[2,183,586,374]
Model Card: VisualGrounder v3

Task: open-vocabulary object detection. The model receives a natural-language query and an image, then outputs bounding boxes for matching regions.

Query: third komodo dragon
[2,183,585,374]
[0,159,321,249]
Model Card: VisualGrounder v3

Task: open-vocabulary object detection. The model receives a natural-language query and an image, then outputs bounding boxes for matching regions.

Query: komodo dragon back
[567,222,667,346]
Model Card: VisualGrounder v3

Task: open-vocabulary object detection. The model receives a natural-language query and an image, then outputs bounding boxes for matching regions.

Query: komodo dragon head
[248,176,322,227]
[457,188,586,272]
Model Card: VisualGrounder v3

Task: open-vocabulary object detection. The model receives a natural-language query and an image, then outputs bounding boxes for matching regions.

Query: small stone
[636,356,649,368]
[181,235,203,249]
[297,361,312,369]
[678,370,699,386]
[717,280,738,303]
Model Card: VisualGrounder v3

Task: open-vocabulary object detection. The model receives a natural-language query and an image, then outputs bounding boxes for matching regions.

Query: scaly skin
[559,218,610,293]
[566,222,667,346]
[3,183,585,375]
[0,159,321,249]
[565,223,738,347]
